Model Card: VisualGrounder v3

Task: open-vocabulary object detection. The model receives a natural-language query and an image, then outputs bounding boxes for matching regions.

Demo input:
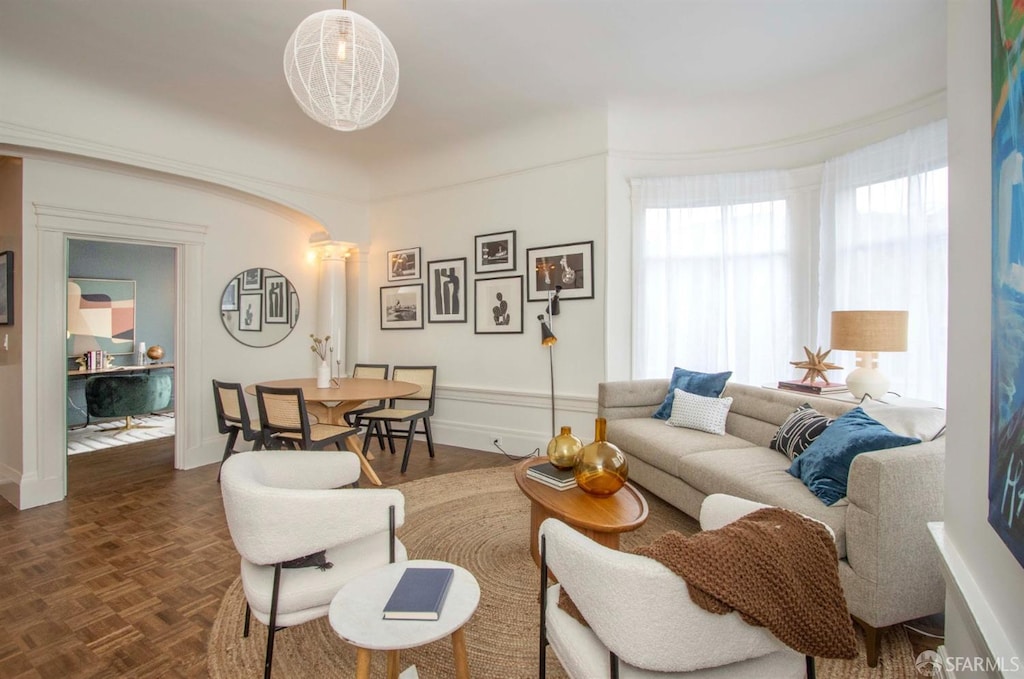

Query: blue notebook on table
[382,567,454,621]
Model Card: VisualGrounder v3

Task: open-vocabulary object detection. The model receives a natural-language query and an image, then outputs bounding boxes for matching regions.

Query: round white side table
[329,559,480,679]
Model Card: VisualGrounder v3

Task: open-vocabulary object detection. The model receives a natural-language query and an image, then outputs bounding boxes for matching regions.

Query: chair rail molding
[25,203,207,509]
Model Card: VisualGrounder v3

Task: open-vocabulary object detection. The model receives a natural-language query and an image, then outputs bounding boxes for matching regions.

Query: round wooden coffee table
[514,457,649,566]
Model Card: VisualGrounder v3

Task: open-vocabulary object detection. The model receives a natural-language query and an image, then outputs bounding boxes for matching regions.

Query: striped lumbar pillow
[771,404,833,460]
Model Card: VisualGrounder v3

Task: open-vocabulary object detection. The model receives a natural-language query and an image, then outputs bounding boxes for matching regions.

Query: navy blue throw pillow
[652,367,733,420]
[788,407,920,505]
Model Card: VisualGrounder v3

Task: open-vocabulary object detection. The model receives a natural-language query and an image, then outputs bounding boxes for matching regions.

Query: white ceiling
[0,0,946,166]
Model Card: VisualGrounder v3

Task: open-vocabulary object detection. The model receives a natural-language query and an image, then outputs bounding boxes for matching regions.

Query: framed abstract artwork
[474,275,523,334]
[427,257,467,323]
[525,241,594,302]
[0,251,11,325]
[387,247,421,282]
[221,276,240,312]
[263,274,289,324]
[238,293,263,332]
[241,267,262,290]
[474,230,516,274]
[67,278,136,355]
[380,284,424,330]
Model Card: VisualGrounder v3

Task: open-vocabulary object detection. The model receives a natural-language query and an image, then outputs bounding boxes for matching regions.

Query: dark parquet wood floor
[0,437,516,678]
[0,437,941,678]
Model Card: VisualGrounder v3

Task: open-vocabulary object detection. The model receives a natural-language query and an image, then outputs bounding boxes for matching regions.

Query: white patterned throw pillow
[666,388,733,435]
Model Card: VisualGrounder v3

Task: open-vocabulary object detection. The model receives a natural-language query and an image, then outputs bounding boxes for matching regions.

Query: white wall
[369,149,607,454]
[16,156,327,508]
[0,58,370,241]
[944,1,1024,674]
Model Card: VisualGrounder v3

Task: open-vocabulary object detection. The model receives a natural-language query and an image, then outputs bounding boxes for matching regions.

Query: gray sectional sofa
[598,379,946,666]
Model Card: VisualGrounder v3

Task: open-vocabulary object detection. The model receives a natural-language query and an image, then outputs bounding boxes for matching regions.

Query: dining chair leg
[423,417,435,458]
[217,428,240,482]
[384,422,397,455]
[400,422,416,473]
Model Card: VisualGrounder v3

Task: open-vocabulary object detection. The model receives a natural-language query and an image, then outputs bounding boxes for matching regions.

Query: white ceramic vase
[316,360,331,388]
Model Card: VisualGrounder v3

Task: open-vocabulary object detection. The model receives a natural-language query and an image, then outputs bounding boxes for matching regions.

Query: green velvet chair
[85,374,173,431]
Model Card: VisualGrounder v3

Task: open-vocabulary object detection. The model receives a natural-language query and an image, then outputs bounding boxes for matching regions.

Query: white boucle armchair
[538,494,811,679]
[220,450,408,679]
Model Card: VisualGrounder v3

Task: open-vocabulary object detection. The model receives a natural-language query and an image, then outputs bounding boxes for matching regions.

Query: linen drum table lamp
[830,310,908,400]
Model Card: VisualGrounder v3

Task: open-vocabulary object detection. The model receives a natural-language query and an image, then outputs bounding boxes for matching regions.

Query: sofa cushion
[859,401,946,441]
[606,418,755,477]
[652,368,733,420]
[788,407,921,506]
[667,389,734,435]
[676,447,850,558]
[770,404,834,460]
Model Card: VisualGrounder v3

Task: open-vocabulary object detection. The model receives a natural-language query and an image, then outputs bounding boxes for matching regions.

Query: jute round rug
[209,466,917,678]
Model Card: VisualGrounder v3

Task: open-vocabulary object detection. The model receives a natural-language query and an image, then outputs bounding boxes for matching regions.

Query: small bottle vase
[316,360,331,388]
[574,417,629,496]
[546,426,584,470]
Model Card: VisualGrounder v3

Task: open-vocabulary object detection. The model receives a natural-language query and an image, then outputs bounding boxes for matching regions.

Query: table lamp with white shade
[830,310,908,400]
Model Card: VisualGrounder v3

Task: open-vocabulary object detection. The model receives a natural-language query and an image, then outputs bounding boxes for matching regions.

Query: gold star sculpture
[790,346,842,384]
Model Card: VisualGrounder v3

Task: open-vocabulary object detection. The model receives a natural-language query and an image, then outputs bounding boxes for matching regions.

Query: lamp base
[845,367,890,401]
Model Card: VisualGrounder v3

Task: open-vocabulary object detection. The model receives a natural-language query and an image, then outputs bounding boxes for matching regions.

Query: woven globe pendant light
[283,6,399,131]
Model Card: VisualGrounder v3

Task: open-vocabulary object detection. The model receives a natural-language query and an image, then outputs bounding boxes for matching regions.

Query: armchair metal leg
[609,651,619,679]
[265,563,282,679]
[389,505,396,564]
[539,534,548,679]
[806,655,816,679]
[243,602,251,638]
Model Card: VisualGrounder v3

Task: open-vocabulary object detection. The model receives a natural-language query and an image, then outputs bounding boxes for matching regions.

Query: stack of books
[776,379,849,395]
[526,462,577,491]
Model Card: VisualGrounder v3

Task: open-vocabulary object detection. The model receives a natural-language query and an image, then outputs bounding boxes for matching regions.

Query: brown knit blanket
[558,507,857,659]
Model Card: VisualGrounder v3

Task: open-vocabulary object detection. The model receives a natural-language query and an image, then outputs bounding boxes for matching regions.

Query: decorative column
[310,239,352,378]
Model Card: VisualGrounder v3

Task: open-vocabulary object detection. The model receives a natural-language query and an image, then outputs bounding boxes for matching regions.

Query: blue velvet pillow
[652,367,733,420]
[788,407,920,505]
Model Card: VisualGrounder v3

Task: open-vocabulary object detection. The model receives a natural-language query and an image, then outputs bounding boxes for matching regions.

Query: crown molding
[608,90,946,163]
[0,120,364,206]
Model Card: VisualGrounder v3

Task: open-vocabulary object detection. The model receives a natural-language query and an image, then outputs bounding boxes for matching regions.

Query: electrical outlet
[492,436,502,447]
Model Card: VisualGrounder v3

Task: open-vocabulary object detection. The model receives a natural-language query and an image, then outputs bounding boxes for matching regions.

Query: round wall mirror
[220,268,299,348]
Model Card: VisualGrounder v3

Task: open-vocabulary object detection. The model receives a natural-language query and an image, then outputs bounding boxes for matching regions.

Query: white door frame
[29,204,205,507]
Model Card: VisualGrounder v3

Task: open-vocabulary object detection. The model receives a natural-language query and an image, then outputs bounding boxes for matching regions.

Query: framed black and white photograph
[526,241,594,302]
[239,293,262,332]
[387,247,421,282]
[0,251,13,325]
[241,267,262,291]
[474,229,516,274]
[264,275,289,324]
[380,284,424,330]
[220,276,239,312]
[474,275,523,334]
[427,257,467,323]
[290,290,300,328]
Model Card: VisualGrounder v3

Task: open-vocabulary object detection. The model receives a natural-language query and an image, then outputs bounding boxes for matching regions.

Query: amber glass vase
[574,417,629,496]
[546,426,584,470]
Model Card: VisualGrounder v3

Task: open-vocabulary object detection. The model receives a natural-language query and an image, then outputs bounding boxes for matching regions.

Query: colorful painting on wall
[990,0,1024,568]
[67,278,136,356]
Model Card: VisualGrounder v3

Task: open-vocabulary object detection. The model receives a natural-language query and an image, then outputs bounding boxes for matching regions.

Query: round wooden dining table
[245,377,419,487]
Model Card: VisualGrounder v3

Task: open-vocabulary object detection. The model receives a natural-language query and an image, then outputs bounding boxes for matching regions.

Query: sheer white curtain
[631,172,797,386]
[818,120,948,404]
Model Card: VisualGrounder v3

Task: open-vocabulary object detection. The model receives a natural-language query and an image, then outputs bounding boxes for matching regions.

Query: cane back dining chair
[359,365,437,473]
[255,385,355,452]
[344,363,390,451]
[212,380,265,481]
[220,450,407,679]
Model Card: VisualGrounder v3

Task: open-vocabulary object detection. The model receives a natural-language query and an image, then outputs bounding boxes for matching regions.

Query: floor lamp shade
[283,9,399,132]
[830,310,908,399]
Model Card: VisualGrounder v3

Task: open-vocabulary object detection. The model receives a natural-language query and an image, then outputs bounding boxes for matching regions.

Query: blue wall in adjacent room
[67,239,176,426]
